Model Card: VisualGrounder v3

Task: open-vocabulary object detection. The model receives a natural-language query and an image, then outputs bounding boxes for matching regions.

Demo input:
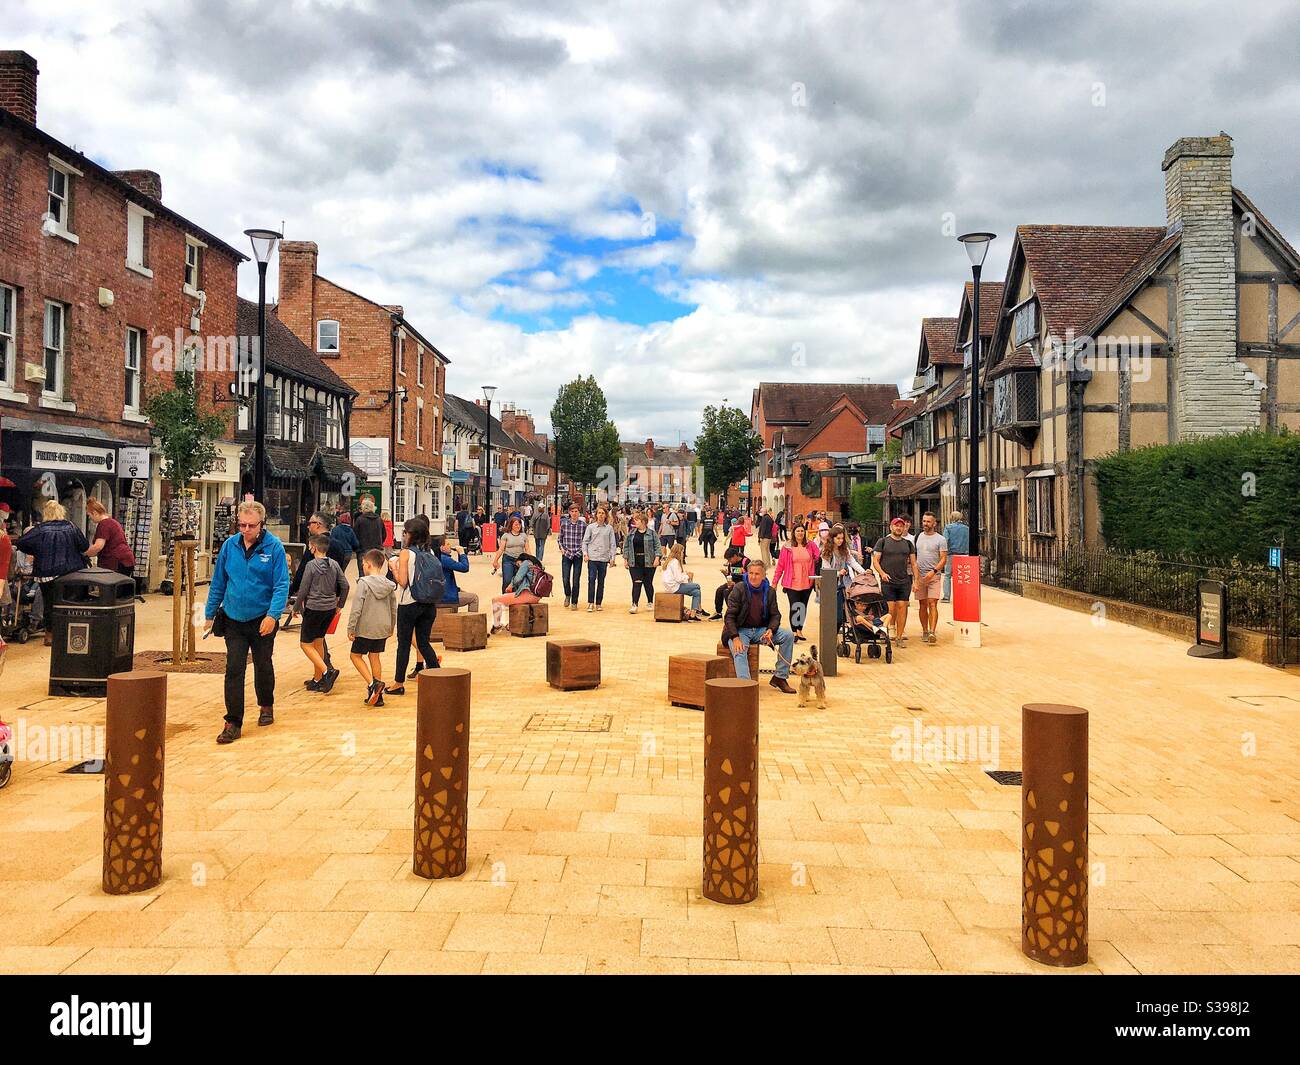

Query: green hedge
[849,481,887,527]
[1094,430,1300,560]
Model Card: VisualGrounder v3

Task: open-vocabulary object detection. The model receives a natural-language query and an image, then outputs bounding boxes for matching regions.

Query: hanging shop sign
[119,446,151,479]
[31,439,117,475]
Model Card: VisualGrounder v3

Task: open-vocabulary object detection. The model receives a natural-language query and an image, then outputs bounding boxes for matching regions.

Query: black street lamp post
[958,231,995,558]
[482,385,497,513]
[244,228,282,503]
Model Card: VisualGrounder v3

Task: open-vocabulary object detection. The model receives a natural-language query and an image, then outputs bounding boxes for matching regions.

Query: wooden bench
[654,593,685,622]
[443,612,488,651]
[546,639,601,690]
[668,652,730,709]
[716,639,760,680]
[509,601,549,637]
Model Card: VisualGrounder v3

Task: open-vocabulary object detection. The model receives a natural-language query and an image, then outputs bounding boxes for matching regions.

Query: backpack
[409,548,446,605]
[528,566,554,598]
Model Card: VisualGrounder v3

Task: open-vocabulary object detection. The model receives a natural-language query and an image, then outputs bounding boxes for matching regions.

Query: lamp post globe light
[482,385,497,512]
[955,231,995,649]
[244,228,282,504]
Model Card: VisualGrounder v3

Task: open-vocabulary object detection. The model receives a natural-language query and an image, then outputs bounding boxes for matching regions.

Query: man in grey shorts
[913,511,948,644]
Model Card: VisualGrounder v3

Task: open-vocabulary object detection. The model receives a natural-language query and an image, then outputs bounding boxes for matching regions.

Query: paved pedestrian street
[1,559,1297,976]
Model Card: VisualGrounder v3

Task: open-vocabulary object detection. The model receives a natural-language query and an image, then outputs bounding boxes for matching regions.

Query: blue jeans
[731,625,795,680]
[943,560,952,600]
[587,560,608,604]
[562,554,583,604]
[676,581,702,611]
[501,555,517,593]
[535,539,546,564]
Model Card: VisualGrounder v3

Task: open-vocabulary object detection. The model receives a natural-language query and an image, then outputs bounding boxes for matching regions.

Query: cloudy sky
[11,0,1300,441]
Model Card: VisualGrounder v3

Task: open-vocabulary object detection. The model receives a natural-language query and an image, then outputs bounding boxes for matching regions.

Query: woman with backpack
[388,517,443,696]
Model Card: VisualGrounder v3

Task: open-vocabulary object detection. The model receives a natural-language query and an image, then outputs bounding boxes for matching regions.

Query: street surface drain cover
[62,759,105,774]
[524,713,613,733]
[985,770,1022,786]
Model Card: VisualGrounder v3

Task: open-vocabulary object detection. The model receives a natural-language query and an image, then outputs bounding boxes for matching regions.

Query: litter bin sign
[48,569,137,697]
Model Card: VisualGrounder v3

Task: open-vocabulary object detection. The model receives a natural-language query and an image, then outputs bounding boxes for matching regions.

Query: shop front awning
[394,460,450,481]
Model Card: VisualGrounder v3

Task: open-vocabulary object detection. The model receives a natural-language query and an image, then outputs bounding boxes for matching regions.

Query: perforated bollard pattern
[702,677,759,904]
[102,670,167,895]
[1021,702,1089,966]
[414,668,471,880]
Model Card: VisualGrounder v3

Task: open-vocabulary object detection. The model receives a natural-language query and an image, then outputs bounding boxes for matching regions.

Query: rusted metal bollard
[102,670,167,895]
[1022,702,1089,966]
[702,677,759,904]
[413,667,470,879]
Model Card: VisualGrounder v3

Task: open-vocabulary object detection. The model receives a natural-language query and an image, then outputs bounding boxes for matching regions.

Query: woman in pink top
[771,523,820,641]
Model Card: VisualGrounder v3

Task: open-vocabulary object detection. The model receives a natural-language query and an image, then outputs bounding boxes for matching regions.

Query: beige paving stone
[529,830,611,857]
[241,879,343,911]
[482,952,586,974]
[472,852,567,883]
[444,913,550,953]
[597,884,689,919]
[326,879,432,912]
[63,947,187,974]
[149,911,271,948]
[585,953,683,974]
[543,915,643,955]
[0,946,90,974]
[830,927,940,969]
[415,881,516,914]
[507,882,603,916]
[561,855,647,885]
[641,917,738,959]
[376,950,487,974]
[687,958,791,974]
[247,911,365,949]
[165,948,287,974]
[345,912,457,949]
[272,948,386,974]
[736,922,837,963]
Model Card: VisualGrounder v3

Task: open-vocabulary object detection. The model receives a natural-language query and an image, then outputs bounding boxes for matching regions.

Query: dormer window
[1013,300,1038,346]
[317,320,340,353]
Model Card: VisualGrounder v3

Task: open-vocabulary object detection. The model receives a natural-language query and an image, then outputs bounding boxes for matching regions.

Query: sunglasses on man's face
[238,521,262,530]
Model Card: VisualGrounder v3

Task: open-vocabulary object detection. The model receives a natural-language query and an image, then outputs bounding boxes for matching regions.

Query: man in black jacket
[758,508,776,567]
[722,559,796,693]
[353,499,386,564]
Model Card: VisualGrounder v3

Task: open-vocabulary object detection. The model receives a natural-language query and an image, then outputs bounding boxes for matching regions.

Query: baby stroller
[839,569,893,664]
[0,574,37,644]
[460,522,482,555]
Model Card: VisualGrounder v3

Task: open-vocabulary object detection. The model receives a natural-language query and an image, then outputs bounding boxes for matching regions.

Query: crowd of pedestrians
[193,493,971,743]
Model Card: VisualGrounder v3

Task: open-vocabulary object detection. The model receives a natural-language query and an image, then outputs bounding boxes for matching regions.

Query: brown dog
[789,644,827,708]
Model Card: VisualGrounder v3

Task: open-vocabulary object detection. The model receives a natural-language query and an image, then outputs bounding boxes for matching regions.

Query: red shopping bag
[326,608,341,635]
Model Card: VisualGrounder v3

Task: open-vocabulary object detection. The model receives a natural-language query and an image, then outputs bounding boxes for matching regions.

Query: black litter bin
[48,569,137,697]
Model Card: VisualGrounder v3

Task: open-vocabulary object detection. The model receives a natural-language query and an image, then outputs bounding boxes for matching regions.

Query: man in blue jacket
[204,501,290,744]
[941,510,970,603]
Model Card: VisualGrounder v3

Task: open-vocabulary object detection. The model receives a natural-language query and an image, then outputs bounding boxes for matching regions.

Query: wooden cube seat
[654,593,685,622]
[668,652,729,709]
[716,639,760,679]
[443,611,487,651]
[546,639,601,690]
[509,601,549,637]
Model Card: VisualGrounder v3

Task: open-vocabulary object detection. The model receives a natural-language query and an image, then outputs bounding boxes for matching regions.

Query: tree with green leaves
[144,368,229,515]
[550,376,622,499]
[695,403,762,500]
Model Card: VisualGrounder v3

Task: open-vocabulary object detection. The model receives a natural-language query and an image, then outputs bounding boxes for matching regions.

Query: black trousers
[223,616,277,727]
[629,564,656,605]
[713,583,730,614]
[396,602,439,683]
[785,588,813,631]
[700,533,717,557]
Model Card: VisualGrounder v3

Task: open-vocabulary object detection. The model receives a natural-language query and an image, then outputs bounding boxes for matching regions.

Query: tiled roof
[621,441,697,467]
[755,382,901,426]
[785,395,871,451]
[1075,231,1180,341]
[236,299,354,395]
[886,398,922,432]
[925,376,965,411]
[988,347,1043,379]
[886,473,940,499]
[1016,225,1167,340]
[921,318,961,367]
[963,281,1005,338]
[443,393,505,438]
[1233,187,1300,272]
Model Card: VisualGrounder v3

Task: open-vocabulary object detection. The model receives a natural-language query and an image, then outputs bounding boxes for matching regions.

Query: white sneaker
[587,604,594,613]
[595,604,603,612]
[629,605,638,614]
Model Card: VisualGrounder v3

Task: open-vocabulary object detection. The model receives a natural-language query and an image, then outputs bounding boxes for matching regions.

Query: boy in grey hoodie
[348,548,398,707]
[298,534,350,693]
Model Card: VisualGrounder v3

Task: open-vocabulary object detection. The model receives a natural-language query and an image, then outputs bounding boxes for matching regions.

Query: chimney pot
[0,50,39,126]
[113,169,163,201]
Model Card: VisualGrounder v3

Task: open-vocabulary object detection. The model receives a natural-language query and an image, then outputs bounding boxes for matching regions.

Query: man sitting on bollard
[722,559,796,694]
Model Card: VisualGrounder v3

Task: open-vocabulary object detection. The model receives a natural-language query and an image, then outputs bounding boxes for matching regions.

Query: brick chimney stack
[276,241,319,348]
[644,438,655,460]
[0,51,38,126]
[113,169,163,201]
[1162,135,1261,437]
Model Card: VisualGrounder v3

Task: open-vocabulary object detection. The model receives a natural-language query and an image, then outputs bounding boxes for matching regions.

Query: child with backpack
[297,533,350,693]
[387,518,444,696]
[347,548,398,707]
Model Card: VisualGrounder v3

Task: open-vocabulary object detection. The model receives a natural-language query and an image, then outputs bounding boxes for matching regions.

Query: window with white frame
[237,400,250,431]
[397,393,405,443]
[316,320,339,353]
[47,163,71,229]
[417,345,424,386]
[43,300,66,397]
[416,398,424,449]
[124,327,144,411]
[394,481,408,522]
[126,204,152,274]
[1026,476,1056,535]
[0,285,15,390]
[184,239,203,292]
[396,333,405,375]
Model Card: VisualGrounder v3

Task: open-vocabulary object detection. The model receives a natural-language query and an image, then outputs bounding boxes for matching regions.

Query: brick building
[275,240,451,532]
[750,382,900,520]
[499,404,557,510]
[618,438,698,505]
[0,51,246,586]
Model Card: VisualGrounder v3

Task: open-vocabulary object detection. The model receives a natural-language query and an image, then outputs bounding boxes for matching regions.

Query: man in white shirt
[913,512,948,644]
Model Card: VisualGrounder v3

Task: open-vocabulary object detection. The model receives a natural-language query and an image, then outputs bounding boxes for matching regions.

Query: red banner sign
[951,555,981,623]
